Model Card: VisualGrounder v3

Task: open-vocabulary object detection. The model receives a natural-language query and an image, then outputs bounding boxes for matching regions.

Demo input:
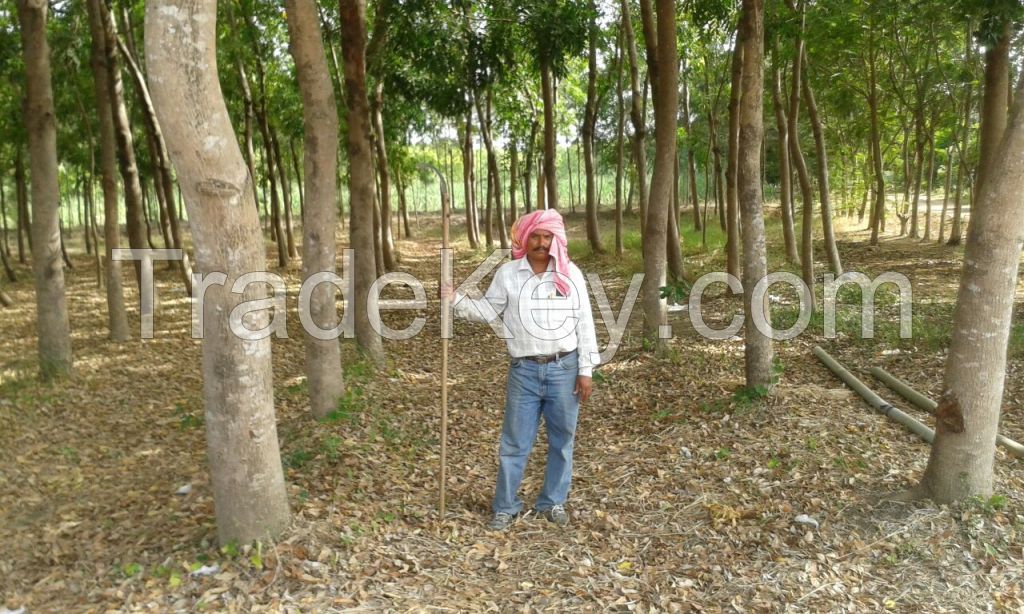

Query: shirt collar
[517,256,554,276]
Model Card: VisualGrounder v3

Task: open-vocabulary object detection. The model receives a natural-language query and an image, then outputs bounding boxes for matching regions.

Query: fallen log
[812,346,934,444]
[870,367,1024,459]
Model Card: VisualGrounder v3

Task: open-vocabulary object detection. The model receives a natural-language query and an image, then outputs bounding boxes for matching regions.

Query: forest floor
[2,209,1024,613]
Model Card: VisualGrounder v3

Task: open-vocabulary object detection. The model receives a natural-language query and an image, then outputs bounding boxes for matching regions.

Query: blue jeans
[493,350,580,515]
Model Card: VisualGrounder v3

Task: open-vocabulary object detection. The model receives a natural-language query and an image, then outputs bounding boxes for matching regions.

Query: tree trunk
[238,64,263,220]
[566,142,575,213]
[251,46,289,267]
[396,165,411,238]
[917,76,1024,502]
[271,128,299,260]
[923,134,935,240]
[476,90,507,249]
[461,111,479,247]
[725,28,743,280]
[102,0,147,287]
[508,140,518,224]
[939,146,952,243]
[680,53,701,233]
[788,7,816,311]
[867,26,885,246]
[800,50,842,276]
[16,0,73,379]
[0,176,15,281]
[285,0,345,420]
[621,0,647,230]
[59,217,74,270]
[948,28,973,247]
[371,83,398,270]
[540,59,559,210]
[85,0,130,341]
[147,0,291,544]
[116,37,194,293]
[641,0,676,354]
[289,138,304,217]
[582,5,604,254]
[614,26,625,255]
[666,156,684,283]
[737,0,772,387]
[339,0,386,366]
[771,56,799,264]
[523,117,538,213]
[15,151,30,263]
[973,21,1010,219]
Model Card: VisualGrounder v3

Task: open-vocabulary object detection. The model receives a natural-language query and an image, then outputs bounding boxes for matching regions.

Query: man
[441,209,599,530]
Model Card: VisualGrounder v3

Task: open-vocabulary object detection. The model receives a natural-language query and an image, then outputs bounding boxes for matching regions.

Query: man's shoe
[541,505,569,526]
[487,512,516,531]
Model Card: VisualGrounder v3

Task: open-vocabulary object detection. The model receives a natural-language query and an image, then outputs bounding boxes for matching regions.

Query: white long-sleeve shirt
[452,257,600,377]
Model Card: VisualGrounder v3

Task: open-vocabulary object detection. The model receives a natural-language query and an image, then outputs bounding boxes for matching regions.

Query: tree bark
[15,151,30,263]
[787,4,816,310]
[641,0,676,353]
[621,0,647,229]
[460,110,479,247]
[339,0,386,366]
[867,25,886,245]
[371,83,398,269]
[737,0,772,387]
[285,0,346,420]
[17,0,73,379]
[540,59,558,210]
[271,127,299,260]
[476,90,507,249]
[939,146,952,243]
[725,27,743,280]
[147,0,291,544]
[800,50,842,276]
[582,4,604,254]
[680,53,701,232]
[918,76,1024,502]
[771,55,799,264]
[923,134,935,241]
[614,26,625,255]
[508,140,518,224]
[117,34,194,293]
[101,0,147,287]
[85,0,130,341]
[973,21,1010,219]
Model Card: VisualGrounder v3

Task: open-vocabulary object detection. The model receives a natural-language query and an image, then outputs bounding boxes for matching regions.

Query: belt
[520,350,575,364]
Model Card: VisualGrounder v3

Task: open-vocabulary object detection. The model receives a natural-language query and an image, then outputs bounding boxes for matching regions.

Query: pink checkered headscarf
[510,209,572,297]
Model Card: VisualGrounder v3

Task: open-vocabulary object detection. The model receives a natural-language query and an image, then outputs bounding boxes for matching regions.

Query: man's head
[510,209,572,296]
[526,229,554,263]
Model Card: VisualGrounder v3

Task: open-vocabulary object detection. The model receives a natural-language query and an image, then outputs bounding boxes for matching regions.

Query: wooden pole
[421,163,450,518]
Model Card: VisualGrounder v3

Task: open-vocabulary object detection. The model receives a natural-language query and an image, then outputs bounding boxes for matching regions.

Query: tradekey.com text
[115,248,912,363]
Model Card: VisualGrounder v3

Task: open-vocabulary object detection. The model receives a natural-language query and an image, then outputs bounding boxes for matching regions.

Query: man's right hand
[439,282,454,302]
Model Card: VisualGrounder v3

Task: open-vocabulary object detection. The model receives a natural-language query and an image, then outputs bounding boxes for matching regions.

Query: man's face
[527,230,554,257]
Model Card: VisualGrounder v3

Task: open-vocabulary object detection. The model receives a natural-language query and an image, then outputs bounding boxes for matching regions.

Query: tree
[85,0,130,342]
[285,0,346,420]
[640,0,676,352]
[736,0,773,388]
[917,74,1024,503]
[146,0,290,543]
[15,0,73,380]
[581,0,604,254]
[339,0,386,367]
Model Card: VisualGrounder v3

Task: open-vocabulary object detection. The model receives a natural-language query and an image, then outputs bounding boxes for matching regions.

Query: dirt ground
[1,210,1023,613]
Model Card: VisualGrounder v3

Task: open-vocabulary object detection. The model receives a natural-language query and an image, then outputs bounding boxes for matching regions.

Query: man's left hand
[574,376,593,404]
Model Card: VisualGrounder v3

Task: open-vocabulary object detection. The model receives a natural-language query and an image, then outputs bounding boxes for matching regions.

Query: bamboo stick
[812,346,934,444]
[870,367,1024,459]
